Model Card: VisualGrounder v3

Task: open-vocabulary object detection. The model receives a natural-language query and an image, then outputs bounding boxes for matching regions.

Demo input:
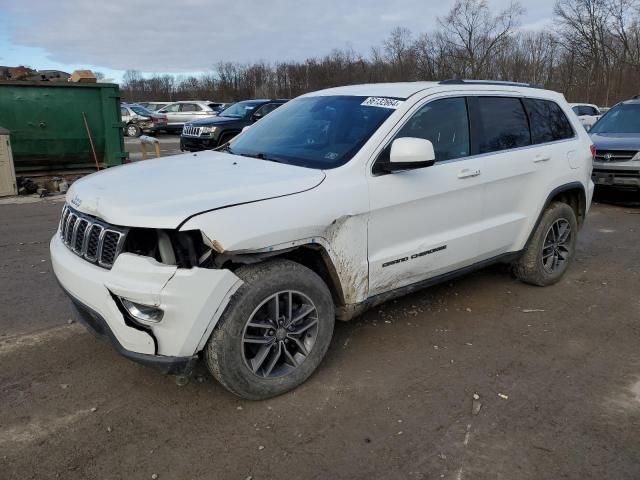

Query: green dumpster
[0,81,127,174]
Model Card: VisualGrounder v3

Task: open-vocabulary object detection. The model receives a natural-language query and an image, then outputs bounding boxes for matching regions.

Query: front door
[367,96,488,296]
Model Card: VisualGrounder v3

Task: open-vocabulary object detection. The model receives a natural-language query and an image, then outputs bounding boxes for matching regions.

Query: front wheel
[513,201,578,286]
[126,123,141,137]
[205,260,335,400]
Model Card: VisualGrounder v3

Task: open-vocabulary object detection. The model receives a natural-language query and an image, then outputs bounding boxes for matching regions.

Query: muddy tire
[205,259,335,400]
[126,123,141,137]
[514,201,578,286]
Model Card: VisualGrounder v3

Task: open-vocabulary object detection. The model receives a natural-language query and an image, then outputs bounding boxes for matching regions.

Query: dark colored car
[590,99,640,191]
[180,99,287,152]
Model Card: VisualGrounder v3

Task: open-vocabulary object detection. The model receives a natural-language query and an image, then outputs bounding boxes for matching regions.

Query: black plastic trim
[58,283,196,376]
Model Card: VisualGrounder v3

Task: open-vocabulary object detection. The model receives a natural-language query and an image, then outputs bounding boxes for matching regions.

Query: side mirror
[251,112,264,122]
[378,137,436,173]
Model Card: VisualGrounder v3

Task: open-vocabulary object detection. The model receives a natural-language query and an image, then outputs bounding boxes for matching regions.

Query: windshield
[130,105,155,116]
[228,96,397,169]
[591,103,640,134]
[219,101,262,118]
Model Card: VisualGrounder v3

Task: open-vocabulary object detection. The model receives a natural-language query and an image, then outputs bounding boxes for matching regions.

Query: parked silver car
[157,101,230,132]
[138,101,171,112]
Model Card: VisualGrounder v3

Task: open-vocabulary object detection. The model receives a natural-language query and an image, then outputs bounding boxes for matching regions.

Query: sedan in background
[138,101,171,112]
[590,98,640,191]
[121,104,168,137]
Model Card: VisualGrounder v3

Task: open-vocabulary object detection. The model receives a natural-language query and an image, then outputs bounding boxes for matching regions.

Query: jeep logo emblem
[71,195,82,207]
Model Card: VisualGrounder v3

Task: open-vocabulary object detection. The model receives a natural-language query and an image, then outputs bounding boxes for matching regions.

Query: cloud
[1,0,556,73]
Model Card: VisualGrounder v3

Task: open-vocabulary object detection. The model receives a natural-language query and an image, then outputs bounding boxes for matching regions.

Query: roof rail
[439,79,544,89]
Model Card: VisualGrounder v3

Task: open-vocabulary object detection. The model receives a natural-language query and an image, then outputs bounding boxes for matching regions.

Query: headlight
[120,298,164,324]
[202,126,218,134]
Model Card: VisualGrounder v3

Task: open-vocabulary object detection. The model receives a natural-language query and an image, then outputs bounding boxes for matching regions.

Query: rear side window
[573,105,599,116]
[476,97,530,154]
[524,99,574,143]
[180,103,201,112]
[395,97,470,161]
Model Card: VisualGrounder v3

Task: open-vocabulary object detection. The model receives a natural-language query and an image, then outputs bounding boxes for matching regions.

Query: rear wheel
[514,201,578,286]
[205,260,335,399]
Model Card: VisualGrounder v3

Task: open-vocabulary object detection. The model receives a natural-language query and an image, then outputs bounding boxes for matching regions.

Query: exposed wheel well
[548,185,586,227]
[218,244,345,307]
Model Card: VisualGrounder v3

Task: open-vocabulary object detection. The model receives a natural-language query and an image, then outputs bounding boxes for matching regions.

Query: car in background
[590,99,640,191]
[570,103,602,131]
[138,101,171,112]
[180,99,287,152]
[599,107,610,114]
[157,101,228,132]
[120,104,168,137]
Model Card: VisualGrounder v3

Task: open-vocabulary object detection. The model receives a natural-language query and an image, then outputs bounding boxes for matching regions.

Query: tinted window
[130,105,154,116]
[395,97,470,161]
[162,103,180,112]
[229,96,394,169]
[180,103,201,112]
[573,105,599,116]
[219,101,263,118]
[523,99,574,143]
[590,103,640,134]
[477,97,530,153]
[254,103,281,117]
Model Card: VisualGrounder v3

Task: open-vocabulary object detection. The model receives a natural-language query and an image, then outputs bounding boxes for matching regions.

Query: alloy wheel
[541,218,572,274]
[242,291,319,378]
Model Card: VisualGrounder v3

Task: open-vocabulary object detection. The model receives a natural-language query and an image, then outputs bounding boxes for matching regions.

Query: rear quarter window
[523,99,575,144]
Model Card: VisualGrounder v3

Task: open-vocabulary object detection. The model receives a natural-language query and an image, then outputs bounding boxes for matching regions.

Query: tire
[205,259,335,400]
[126,123,141,137]
[513,201,578,286]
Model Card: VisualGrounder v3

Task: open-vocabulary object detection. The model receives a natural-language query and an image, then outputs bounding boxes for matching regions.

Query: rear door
[468,95,567,258]
[160,103,182,126]
[179,102,205,122]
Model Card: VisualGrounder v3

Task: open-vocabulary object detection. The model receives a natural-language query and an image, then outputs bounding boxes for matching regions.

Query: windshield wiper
[216,143,234,154]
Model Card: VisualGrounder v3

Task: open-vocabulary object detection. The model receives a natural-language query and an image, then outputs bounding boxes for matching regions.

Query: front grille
[594,150,638,162]
[59,204,127,269]
[182,125,203,137]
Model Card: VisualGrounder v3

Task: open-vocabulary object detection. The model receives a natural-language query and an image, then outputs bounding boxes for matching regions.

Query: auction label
[361,97,403,109]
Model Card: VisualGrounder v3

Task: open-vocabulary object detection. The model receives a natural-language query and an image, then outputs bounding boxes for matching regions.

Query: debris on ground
[472,393,482,415]
[90,407,97,412]
[521,309,545,313]
[498,393,509,400]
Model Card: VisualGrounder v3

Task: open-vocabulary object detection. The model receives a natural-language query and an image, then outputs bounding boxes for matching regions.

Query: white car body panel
[51,81,594,364]
[570,103,601,130]
[66,153,325,229]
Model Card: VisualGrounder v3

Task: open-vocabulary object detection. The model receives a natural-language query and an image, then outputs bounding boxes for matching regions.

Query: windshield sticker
[324,152,339,160]
[361,97,403,109]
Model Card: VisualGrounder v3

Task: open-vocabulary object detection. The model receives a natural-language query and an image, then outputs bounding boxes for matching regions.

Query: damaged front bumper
[50,234,242,374]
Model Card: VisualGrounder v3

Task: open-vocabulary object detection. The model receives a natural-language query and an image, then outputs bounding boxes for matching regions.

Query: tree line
[121,0,640,107]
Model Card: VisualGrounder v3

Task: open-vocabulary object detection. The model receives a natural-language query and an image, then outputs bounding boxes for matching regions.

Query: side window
[120,107,128,117]
[395,97,470,162]
[477,97,530,154]
[180,103,201,112]
[523,99,574,144]
[163,103,181,112]
[254,103,279,117]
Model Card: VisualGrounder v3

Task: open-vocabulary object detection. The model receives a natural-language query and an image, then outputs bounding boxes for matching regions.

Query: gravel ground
[0,193,639,480]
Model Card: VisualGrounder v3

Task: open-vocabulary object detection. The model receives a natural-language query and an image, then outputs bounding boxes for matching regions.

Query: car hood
[590,132,640,151]
[189,116,244,127]
[66,151,326,229]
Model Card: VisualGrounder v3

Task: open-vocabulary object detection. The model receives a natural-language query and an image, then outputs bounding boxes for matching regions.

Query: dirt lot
[1,193,639,480]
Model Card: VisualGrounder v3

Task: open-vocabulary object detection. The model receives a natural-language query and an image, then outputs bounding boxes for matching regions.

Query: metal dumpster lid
[0,127,9,135]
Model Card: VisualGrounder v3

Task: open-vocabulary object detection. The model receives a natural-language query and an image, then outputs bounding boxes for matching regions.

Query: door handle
[458,168,481,179]
[534,154,551,163]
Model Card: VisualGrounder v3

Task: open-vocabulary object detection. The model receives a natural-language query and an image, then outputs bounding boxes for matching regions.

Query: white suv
[51,80,595,399]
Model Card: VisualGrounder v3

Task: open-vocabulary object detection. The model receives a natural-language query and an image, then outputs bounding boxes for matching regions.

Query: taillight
[590,144,596,160]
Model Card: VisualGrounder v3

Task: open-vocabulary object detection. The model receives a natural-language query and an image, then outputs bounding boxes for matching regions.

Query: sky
[0,0,556,83]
